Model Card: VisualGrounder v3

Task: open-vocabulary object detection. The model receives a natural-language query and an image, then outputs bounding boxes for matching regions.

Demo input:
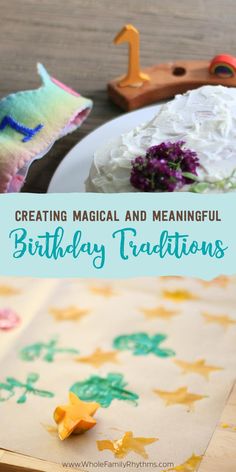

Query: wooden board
[1,382,235,472]
[108,60,236,111]
[0,450,80,472]
[198,382,236,472]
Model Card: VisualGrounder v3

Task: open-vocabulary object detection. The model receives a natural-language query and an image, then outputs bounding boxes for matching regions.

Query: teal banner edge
[0,192,235,279]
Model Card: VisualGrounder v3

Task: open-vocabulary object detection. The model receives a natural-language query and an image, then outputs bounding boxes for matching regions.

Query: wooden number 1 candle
[108,24,236,110]
[114,24,150,87]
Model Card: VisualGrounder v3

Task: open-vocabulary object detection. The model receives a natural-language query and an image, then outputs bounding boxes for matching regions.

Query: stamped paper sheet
[0,276,235,471]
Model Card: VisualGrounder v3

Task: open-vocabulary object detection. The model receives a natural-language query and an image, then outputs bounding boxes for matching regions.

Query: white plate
[48,104,161,193]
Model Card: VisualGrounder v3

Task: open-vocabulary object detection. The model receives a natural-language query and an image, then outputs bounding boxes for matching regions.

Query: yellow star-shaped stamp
[54,392,100,440]
[97,431,158,459]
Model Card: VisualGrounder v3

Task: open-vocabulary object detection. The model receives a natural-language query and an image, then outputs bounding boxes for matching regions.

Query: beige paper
[0,276,235,471]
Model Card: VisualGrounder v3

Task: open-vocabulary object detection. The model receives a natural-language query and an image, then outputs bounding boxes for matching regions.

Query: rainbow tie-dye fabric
[0,64,92,192]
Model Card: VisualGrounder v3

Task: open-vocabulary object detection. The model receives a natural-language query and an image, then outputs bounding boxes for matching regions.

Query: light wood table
[198,382,236,472]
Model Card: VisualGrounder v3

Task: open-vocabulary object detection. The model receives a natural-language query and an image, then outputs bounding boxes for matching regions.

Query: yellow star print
[163,454,202,471]
[202,312,236,329]
[160,276,183,281]
[97,431,158,459]
[154,386,206,410]
[49,305,89,321]
[54,392,100,440]
[220,423,236,432]
[76,348,119,368]
[42,424,58,435]
[174,359,223,380]
[0,285,20,296]
[89,285,117,298]
[140,306,179,320]
[200,275,229,288]
[162,290,198,302]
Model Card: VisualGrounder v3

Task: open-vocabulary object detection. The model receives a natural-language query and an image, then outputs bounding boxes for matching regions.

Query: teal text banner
[0,193,235,279]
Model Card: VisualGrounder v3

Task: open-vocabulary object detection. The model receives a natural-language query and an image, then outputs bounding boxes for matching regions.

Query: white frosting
[85,86,236,192]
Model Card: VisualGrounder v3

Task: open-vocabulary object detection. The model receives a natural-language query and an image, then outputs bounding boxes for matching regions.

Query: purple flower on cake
[130,141,200,192]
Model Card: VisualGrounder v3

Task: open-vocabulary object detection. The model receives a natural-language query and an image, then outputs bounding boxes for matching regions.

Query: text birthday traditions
[9,226,228,270]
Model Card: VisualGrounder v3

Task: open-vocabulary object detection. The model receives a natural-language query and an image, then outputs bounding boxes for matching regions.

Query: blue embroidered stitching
[0,115,43,142]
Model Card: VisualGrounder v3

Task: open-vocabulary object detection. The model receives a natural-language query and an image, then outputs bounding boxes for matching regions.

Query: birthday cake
[86,85,236,193]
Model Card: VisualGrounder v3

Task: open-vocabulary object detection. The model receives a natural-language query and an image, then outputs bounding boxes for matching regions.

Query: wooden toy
[209,53,236,77]
[113,24,150,87]
[108,25,236,111]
